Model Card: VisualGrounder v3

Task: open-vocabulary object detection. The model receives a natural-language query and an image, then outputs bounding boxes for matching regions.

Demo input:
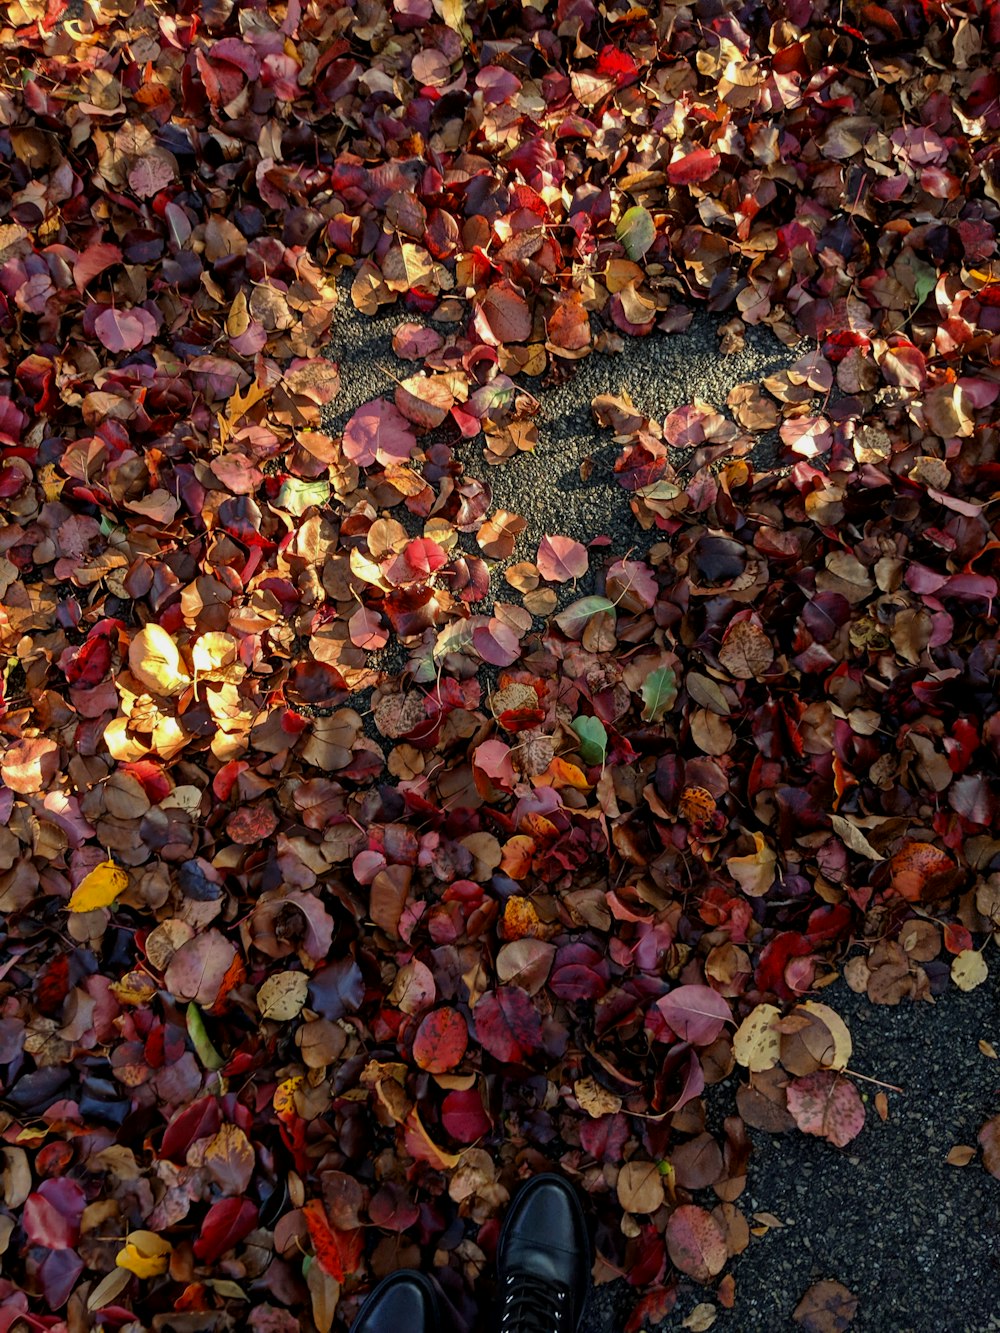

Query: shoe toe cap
[499,1175,591,1304]
[352,1271,441,1332]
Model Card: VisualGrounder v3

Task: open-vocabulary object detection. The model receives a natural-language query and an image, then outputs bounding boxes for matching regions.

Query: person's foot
[496,1173,592,1332]
[350,1269,444,1332]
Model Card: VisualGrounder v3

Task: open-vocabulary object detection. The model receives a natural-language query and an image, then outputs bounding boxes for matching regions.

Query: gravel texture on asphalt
[322,293,1000,1333]
[322,293,793,583]
[321,289,794,730]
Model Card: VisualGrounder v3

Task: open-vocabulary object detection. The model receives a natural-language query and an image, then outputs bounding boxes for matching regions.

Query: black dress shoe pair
[350,1173,591,1333]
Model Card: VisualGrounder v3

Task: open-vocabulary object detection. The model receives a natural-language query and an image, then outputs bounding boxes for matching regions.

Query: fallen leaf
[665,1205,728,1283]
[67,860,128,913]
[946,1144,976,1167]
[786,1072,865,1148]
[616,1159,665,1215]
[537,534,589,583]
[792,1279,858,1332]
[116,1231,172,1279]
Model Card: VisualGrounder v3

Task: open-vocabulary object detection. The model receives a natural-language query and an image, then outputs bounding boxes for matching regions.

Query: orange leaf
[500,896,546,941]
[500,835,535,879]
[302,1200,363,1282]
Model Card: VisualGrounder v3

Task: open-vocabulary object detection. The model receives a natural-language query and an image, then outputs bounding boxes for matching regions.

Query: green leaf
[187,1003,225,1071]
[912,262,937,307]
[571,715,608,765]
[554,595,616,639]
[616,206,656,260]
[275,478,330,516]
[641,666,678,722]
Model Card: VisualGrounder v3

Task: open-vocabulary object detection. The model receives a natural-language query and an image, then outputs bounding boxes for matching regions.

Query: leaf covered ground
[1,0,1000,1328]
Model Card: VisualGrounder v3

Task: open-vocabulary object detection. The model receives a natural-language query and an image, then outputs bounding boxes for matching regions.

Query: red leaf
[73,242,122,292]
[474,988,543,1063]
[23,1179,85,1250]
[441,1088,493,1143]
[193,1197,258,1264]
[537,534,589,583]
[302,1199,363,1281]
[403,537,447,578]
[411,1006,469,1073]
[667,148,720,184]
[655,985,731,1046]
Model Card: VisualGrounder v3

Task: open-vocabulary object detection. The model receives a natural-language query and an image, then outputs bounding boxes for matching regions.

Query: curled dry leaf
[116,1231,172,1279]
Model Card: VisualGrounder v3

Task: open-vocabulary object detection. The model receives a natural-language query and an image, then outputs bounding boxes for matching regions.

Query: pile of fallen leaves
[1,0,1000,1327]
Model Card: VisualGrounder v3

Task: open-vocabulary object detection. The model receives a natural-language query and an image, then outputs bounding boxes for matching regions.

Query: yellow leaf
[116,1230,172,1278]
[431,0,471,39]
[68,860,128,913]
[225,377,270,424]
[128,624,190,698]
[257,972,309,1021]
[732,1003,781,1071]
[726,832,777,898]
[797,1001,853,1071]
[952,949,988,991]
[226,291,250,337]
[273,1076,304,1119]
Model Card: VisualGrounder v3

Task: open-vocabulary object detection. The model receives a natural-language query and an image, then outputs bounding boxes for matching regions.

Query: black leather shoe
[351,1270,444,1333]
[496,1173,592,1333]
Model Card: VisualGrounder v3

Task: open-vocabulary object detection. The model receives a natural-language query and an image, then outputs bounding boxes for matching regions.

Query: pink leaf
[163,929,237,1007]
[343,398,416,468]
[779,415,832,457]
[655,985,731,1046]
[665,1205,727,1282]
[128,154,176,199]
[786,1071,865,1147]
[473,739,516,789]
[348,607,388,651]
[95,306,156,353]
[472,618,520,666]
[537,534,589,583]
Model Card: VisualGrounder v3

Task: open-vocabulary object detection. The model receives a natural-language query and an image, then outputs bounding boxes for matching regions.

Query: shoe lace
[499,1270,571,1333]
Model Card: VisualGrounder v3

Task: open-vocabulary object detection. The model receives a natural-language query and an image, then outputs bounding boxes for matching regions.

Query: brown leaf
[792,1280,858,1331]
[616,1160,665,1215]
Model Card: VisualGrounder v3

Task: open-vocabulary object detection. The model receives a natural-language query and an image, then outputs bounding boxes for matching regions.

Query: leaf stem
[843,1067,904,1094]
